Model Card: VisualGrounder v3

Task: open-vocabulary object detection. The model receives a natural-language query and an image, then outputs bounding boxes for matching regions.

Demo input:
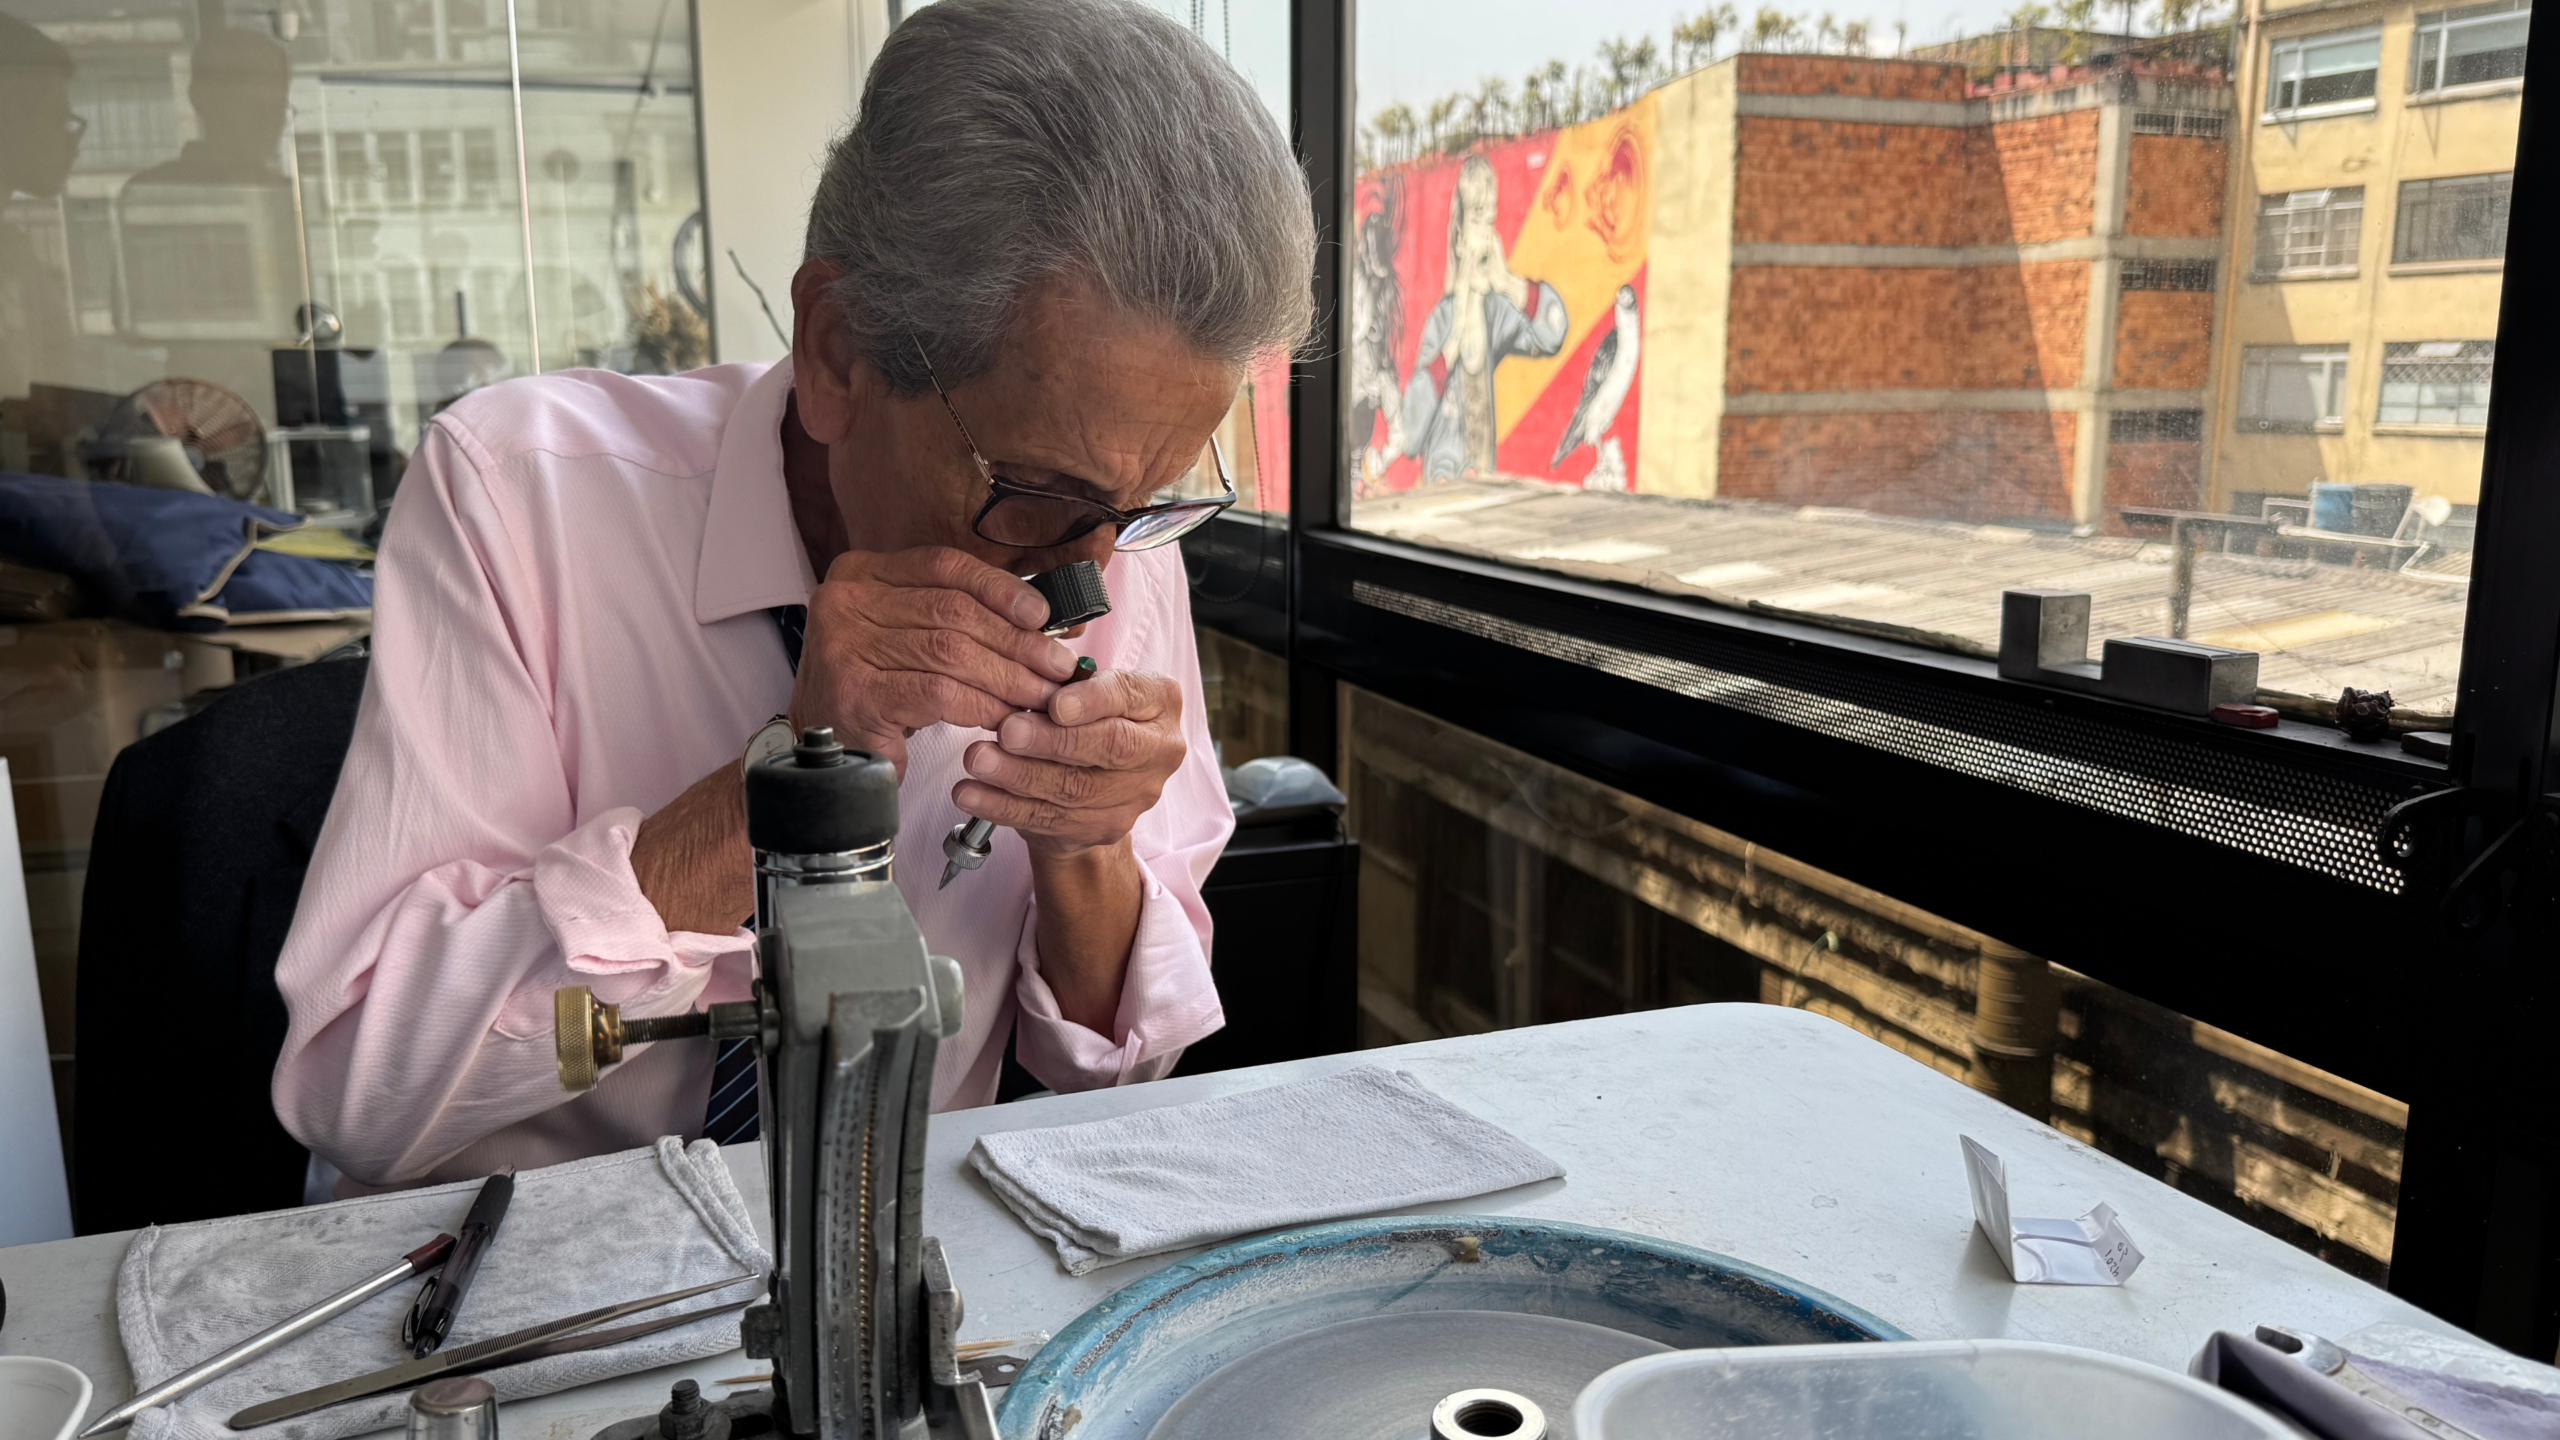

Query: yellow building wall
[2209,0,2518,508]
[1634,63,1737,499]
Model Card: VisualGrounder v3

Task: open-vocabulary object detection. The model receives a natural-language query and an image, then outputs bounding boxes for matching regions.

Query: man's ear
[790,259,868,445]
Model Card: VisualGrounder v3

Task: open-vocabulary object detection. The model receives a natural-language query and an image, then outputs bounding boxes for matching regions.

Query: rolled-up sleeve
[1009,546,1231,1090]
[271,417,747,1185]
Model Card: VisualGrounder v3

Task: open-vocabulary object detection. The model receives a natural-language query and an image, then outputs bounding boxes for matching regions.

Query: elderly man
[273,0,1314,1187]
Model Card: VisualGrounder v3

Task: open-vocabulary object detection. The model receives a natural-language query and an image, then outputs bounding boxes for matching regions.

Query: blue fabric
[0,473,371,631]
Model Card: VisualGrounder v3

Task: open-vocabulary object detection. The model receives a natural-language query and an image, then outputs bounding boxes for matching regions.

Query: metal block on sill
[1998,589,2259,715]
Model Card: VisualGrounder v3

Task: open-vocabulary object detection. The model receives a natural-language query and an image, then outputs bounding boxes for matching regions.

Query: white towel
[968,1065,1564,1275]
[116,1138,768,1440]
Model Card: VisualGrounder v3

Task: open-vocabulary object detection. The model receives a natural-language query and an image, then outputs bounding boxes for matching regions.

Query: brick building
[1351,52,2235,527]
[1660,55,2232,523]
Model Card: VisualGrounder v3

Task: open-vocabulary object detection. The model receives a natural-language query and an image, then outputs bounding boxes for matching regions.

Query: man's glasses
[913,338,1236,552]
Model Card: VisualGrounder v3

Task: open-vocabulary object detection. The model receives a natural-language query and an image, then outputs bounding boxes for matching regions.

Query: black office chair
[72,657,368,1234]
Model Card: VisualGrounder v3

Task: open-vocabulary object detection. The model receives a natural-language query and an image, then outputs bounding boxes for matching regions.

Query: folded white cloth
[116,1138,768,1440]
[969,1065,1564,1275]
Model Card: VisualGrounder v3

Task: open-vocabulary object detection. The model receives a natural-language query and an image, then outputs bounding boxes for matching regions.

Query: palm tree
[1842,18,1871,53]
[1367,101,1416,166]
[1749,5,1801,51]
[2055,0,2097,61]
[1674,3,1740,68]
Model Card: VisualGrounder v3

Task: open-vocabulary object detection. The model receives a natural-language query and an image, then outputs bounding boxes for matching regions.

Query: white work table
[0,1005,2483,1440]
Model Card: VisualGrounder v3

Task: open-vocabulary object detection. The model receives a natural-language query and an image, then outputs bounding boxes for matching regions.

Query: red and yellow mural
[1351,95,1657,495]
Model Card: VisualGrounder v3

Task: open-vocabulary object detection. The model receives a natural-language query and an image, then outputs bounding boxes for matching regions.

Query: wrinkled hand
[791,547,1079,774]
[955,669,1186,857]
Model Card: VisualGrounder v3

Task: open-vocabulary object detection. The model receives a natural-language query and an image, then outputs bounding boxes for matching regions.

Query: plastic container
[1574,1339,2294,1440]
[0,1356,92,1440]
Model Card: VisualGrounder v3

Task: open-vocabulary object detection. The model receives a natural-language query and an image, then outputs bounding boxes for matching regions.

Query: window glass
[0,0,702,1157]
[2240,344,2350,429]
[2253,186,2363,275]
[1344,683,2404,1283]
[2411,0,2531,92]
[2378,340,2495,426]
[2269,27,2383,115]
[2394,171,2513,261]
[1347,6,2517,732]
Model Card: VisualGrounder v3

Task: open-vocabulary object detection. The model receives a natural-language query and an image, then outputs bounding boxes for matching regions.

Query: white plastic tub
[1573,1339,2295,1440]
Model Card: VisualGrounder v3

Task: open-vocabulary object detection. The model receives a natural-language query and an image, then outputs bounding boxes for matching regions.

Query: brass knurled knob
[555,985,622,1092]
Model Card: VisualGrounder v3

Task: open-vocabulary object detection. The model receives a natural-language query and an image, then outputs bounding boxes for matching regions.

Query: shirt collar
[695,356,818,625]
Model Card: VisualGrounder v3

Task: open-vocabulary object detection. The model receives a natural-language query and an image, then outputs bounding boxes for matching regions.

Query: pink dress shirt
[271,358,1231,1187]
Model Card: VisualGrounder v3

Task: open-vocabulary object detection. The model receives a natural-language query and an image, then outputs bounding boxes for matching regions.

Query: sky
[1354,0,2127,117]
[919,0,2156,131]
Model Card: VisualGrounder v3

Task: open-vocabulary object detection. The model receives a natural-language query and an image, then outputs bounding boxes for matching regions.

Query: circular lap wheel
[1143,1310,1668,1440]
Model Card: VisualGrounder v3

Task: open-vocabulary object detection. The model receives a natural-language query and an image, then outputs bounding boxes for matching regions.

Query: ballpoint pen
[75,1233,457,1437]
[404,1170,515,1358]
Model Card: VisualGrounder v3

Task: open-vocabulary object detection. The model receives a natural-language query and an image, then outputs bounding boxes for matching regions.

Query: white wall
[694,0,894,365]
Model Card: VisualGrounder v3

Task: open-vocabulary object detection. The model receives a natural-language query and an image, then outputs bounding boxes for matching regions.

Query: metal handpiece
[940,655,1098,889]
[939,819,995,890]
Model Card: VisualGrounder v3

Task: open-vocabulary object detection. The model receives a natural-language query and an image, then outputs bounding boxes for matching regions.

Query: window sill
[2408,78,2524,106]
[2236,423,2346,435]
[2387,258,2504,276]
[2262,97,2380,123]
[2251,266,2361,282]
[2371,423,2488,437]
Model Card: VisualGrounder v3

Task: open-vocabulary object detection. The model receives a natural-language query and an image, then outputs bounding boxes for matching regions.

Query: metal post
[1286,0,1349,775]
[2167,517,2197,641]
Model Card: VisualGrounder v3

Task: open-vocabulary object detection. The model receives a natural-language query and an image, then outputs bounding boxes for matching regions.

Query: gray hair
[804,0,1315,393]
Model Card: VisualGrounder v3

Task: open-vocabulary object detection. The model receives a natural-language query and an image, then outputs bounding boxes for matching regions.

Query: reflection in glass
[0,0,706,1156]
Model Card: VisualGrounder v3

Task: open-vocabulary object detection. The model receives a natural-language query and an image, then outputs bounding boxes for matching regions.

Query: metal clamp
[1998,590,2258,716]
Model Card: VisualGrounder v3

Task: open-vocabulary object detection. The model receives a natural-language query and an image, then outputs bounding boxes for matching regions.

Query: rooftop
[1350,480,2471,717]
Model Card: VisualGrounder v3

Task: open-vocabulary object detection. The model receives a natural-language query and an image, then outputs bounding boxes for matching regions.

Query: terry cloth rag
[115,1138,768,1440]
[968,1064,1564,1275]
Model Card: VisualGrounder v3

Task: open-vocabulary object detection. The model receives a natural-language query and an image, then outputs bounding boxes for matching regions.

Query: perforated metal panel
[1353,579,2416,893]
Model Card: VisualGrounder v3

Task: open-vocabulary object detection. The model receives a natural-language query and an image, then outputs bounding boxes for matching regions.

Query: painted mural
[1351,95,1656,496]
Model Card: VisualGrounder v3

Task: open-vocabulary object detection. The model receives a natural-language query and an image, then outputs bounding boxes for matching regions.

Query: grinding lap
[1141,1309,1669,1440]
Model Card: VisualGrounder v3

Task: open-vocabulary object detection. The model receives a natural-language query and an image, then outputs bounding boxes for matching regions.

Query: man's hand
[953,669,1186,856]
[792,547,1081,773]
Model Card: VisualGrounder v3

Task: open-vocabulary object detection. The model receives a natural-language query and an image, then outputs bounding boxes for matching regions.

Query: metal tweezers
[227,1274,761,1430]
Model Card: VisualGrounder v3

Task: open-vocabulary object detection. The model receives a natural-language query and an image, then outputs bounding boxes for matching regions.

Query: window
[2379,341,2495,426]
[2255,187,2364,275]
[2411,0,2531,93]
[2120,258,2215,291]
[2133,110,2227,139]
[1343,4,2510,721]
[2395,173,2513,262]
[2267,27,2383,117]
[2110,409,2204,442]
[2240,345,2351,430]
[2,0,709,1152]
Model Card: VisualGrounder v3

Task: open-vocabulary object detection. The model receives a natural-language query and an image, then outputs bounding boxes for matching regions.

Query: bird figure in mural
[1551,285,1641,470]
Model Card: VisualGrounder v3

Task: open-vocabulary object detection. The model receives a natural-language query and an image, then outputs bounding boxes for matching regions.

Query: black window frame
[1176,0,2560,1356]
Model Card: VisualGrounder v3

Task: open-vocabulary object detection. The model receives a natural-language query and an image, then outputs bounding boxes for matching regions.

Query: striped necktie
[702,603,810,1146]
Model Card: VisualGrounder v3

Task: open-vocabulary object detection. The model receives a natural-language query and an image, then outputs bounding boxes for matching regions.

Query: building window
[2394,173,2513,263]
[2239,345,2351,431]
[2133,110,2228,139]
[2379,341,2495,426]
[2254,187,2364,276]
[2111,410,2205,443]
[2266,27,2383,117]
[2411,0,2531,93]
[2120,259,2216,291]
